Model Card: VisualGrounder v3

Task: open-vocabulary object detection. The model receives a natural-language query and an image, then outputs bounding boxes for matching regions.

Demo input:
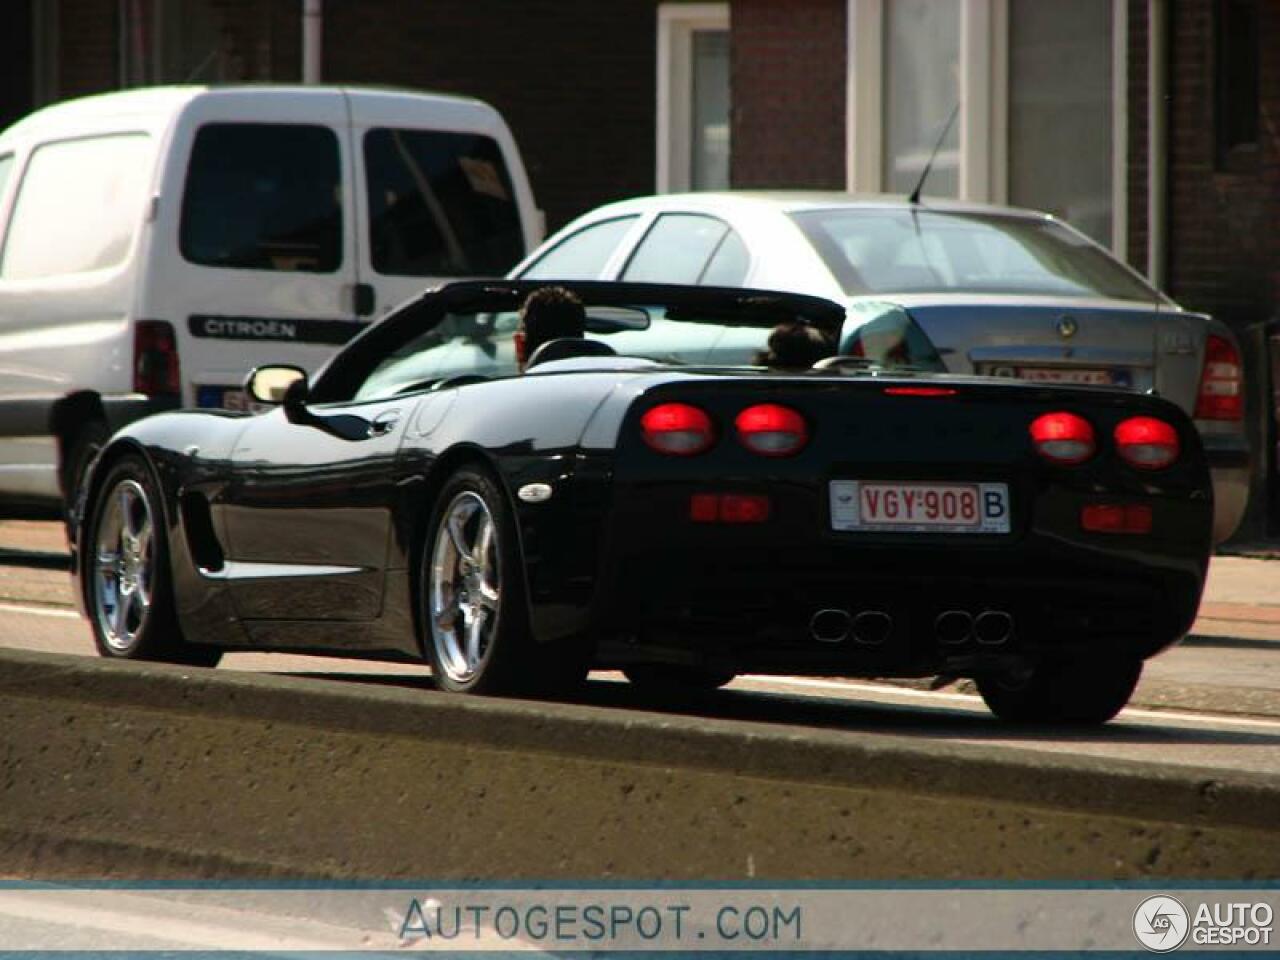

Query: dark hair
[518,286,586,358]
[755,322,833,370]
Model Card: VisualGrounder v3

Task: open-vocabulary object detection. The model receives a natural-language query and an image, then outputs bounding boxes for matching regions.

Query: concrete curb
[0,649,1277,880]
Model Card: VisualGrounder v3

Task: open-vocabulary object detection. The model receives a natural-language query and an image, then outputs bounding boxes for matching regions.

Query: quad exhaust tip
[852,610,892,645]
[935,610,973,645]
[974,610,1014,645]
[810,609,851,643]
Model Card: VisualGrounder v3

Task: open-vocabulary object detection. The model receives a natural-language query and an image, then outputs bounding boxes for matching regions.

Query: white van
[0,85,541,518]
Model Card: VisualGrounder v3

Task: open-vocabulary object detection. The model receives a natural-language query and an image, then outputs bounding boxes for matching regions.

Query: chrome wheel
[429,490,501,684]
[92,478,155,653]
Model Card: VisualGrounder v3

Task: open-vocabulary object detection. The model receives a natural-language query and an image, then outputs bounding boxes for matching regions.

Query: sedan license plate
[830,481,1011,534]
[986,365,1131,387]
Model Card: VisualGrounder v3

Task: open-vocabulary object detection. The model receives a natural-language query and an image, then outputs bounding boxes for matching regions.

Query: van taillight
[1195,334,1243,421]
[134,320,180,396]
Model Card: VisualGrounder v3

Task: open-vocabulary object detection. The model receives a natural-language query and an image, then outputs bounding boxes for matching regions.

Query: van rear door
[148,88,362,410]
[344,91,539,320]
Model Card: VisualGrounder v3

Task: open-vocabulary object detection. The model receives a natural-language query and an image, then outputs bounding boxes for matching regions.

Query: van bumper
[1201,431,1251,543]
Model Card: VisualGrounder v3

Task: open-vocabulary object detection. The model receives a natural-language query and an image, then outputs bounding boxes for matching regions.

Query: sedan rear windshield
[790,209,1158,301]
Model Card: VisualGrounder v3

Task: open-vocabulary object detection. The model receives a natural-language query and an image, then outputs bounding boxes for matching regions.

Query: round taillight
[1029,412,1096,464]
[734,403,809,457]
[640,403,715,455]
[1114,416,1180,470]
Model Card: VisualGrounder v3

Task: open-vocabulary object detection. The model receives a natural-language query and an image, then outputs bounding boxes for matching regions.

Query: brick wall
[58,0,117,97]
[322,0,657,232]
[729,0,846,189]
[1166,0,1278,328]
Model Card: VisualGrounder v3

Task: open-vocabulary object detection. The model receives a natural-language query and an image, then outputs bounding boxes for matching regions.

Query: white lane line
[0,601,79,620]
[739,675,1280,731]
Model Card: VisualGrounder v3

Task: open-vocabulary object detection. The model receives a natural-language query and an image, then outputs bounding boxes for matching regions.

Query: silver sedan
[511,192,1249,543]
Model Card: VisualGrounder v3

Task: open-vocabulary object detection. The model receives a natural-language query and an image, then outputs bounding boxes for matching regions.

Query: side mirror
[245,365,308,406]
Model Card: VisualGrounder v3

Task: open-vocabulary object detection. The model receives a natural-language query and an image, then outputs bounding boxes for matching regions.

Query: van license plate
[197,385,252,411]
[830,481,1011,533]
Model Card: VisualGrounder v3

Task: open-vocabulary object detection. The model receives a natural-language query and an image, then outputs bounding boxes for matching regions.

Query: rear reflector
[1195,334,1243,421]
[133,320,180,395]
[1114,416,1180,470]
[1081,503,1153,534]
[689,493,771,524]
[883,386,957,397]
[1029,412,1095,464]
[641,403,714,455]
[735,403,809,456]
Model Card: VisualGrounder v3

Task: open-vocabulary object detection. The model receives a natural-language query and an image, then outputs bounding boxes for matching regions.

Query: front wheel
[976,656,1141,725]
[85,456,221,667]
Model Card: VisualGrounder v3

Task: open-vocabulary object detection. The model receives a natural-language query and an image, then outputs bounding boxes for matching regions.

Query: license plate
[196,385,255,411]
[830,481,1011,534]
[986,365,1130,387]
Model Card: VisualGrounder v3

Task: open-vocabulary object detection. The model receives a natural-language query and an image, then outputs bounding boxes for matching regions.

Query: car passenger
[514,286,587,372]
[755,321,834,370]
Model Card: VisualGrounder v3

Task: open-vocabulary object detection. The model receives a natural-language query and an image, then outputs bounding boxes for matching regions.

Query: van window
[180,123,342,273]
[1,135,151,281]
[364,128,524,276]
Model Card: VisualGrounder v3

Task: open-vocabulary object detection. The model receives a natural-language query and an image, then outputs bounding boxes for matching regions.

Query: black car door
[219,394,418,623]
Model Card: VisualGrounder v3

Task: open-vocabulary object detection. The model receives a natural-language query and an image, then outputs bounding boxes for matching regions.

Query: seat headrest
[526,337,617,369]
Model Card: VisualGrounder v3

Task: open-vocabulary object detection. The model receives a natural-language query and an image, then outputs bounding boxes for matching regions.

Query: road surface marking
[741,675,1280,731]
[0,602,78,619]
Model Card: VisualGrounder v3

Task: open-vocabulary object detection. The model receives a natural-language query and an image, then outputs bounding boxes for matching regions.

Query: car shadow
[274,669,1280,748]
[0,548,70,571]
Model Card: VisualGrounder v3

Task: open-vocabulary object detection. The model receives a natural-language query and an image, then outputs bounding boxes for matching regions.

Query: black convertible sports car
[72,281,1213,724]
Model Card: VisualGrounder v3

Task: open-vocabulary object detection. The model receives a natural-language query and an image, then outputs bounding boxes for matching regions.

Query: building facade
[3,0,1277,529]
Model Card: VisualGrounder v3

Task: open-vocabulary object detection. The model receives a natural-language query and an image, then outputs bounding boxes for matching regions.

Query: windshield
[791,209,1159,301]
[351,307,802,402]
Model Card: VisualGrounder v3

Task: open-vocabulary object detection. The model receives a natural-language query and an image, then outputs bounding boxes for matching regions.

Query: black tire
[84,455,222,668]
[976,656,1141,725]
[420,466,585,695]
[62,420,108,535]
[623,664,736,693]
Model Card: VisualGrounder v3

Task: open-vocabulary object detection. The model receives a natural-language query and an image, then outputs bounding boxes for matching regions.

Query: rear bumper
[587,482,1210,679]
[1200,430,1251,543]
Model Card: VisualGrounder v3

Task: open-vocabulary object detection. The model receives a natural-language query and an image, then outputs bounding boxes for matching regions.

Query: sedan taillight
[1029,412,1095,465]
[734,403,809,457]
[1195,334,1243,421]
[640,403,715,455]
[1114,416,1180,470]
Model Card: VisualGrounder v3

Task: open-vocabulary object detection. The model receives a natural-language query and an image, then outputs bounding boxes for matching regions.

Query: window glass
[622,213,728,284]
[364,128,524,276]
[1,135,151,281]
[1009,0,1113,245]
[699,228,749,286]
[691,30,730,190]
[180,123,342,272]
[792,209,1157,300]
[521,216,638,280]
[883,0,960,197]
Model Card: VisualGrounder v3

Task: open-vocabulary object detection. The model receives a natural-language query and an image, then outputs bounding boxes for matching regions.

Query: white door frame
[656,2,730,193]
[845,0,1127,255]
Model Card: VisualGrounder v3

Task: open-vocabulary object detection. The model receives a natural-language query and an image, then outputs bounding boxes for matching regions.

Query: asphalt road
[2,585,1280,782]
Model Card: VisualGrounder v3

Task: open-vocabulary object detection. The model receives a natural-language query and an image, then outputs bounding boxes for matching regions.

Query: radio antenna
[908,103,960,205]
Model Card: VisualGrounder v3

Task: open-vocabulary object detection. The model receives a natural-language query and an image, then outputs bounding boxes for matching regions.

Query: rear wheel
[976,656,1141,725]
[624,664,736,693]
[422,466,588,695]
[86,456,221,667]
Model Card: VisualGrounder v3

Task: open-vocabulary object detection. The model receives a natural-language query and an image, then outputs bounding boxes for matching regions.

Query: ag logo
[1134,895,1190,952]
